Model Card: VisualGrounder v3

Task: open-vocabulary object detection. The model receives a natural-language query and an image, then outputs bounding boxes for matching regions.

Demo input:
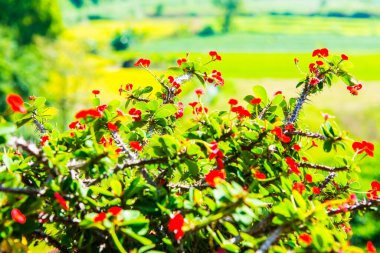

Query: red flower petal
[54,192,69,210]
[299,233,312,245]
[6,94,27,114]
[11,208,26,224]
[94,212,107,222]
[108,206,123,216]
[205,169,226,187]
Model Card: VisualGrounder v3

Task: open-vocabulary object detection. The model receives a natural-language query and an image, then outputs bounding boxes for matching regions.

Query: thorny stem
[32,110,47,134]
[288,130,327,140]
[309,172,336,200]
[32,230,71,253]
[328,198,380,215]
[110,130,138,161]
[299,162,349,172]
[287,83,311,125]
[256,226,283,253]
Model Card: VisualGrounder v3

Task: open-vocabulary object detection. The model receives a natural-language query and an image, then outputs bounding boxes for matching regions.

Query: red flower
[367,180,379,200]
[129,108,142,122]
[92,90,100,95]
[108,206,123,216]
[195,89,205,96]
[312,186,321,194]
[54,192,69,210]
[294,58,299,64]
[293,182,306,194]
[254,170,266,180]
[130,141,143,151]
[228,99,238,105]
[309,77,320,86]
[205,169,226,187]
[209,51,222,61]
[341,54,349,61]
[250,98,262,105]
[41,135,49,146]
[168,213,185,240]
[216,157,224,169]
[97,104,108,112]
[69,121,79,129]
[107,122,118,132]
[209,141,224,160]
[209,70,224,86]
[189,102,198,108]
[271,126,291,143]
[11,208,26,224]
[311,140,318,147]
[299,233,312,245]
[94,212,107,222]
[125,83,133,91]
[75,108,103,119]
[284,124,294,132]
[175,101,184,119]
[312,48,329,58]
[305,174,312,183]
[316,60,324,66]
[367,241,377,253]
[6,94,27,114]
[274,91,282,96]
[293,144,301,151]
[285,157,301,176]
[352,141,374,157]
[231,105,251,118]
[118,85,123,96]
[177,58,187,66]
[347,83,362,96]
[134,58,151,68]
[301,156,308,161]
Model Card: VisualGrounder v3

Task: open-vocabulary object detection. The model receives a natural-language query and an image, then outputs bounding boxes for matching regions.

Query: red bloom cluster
[134,58,151,67]
[130,141,143,151]
[209,141,224,169]
[175,102,184,119]
[293,144,301,152]
[312,48,329,58]
[347,83,362,96]
[69,121,86,130]
[75,108,103,119]
[94,212,107,223]
[305,174,312,183]
[309,77,320,86]
[195,89,205,96]
[312,186,321,194]
[168,76,182,96]
[341,54,349,61]
[6,94,27,114]
[367,241,377,253]
[40,135,49,146]
[205,169,226,187]
[228,98,238,106]
[293,182,306,194]
[299,233,312,245]
[99,136,113,147]
[108,206,123,216]
[92,90,100,95]
[119,83,133,95]
[367,180,380,200]
[107,122,118,132]
[209,51,222,61]
[271,126,291,143]
[129,108,142,121]
[231,105,251,118]
[168,213,185,240]
[352,140,374,157]
[250,98,261,105]
[54,192,69,210]
[254,170,266,180]
[285,157,301,176]
[11,208,26,224]
[177,58,187,66]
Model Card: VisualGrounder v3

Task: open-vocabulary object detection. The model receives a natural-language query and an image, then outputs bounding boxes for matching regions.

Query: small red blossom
[75,108,103,119]
[312,48,329,58]
[316,60,324,66]
[274,91,282,96]
[125,83,133,91]
[254,170,266,180]
[209,51,222,61]
[250,98,262,105]
[175,101,184,119]
[228,98,238,106]
[311,140,318,147]
[347,194,357,205]
[231,105,251,119]
[284,124,294,132]
[312,186,321,194]
[367,180,380,200]
[130,141,143,151]
[11,208,26,224]
[116,109,125,117]
[216,157,224,169]
[129,108,142,122]
[134,58,151,68]
[168,213,185,240]
[309,77,320,86]
[205,169,226,187]
[209,70,224,86]
[305,174,313,183]
[352,141,375,157]
[285,157,301,176]
[177,58,187,66]
[367,241,377,253]
[108,206,123,216]
[195,105,208,114]
[94,212,107,223]
[118,85,123,96]
[293,144,301,151]
[54,192,69,210]
[195,89,205,96]
[92,90,100,96]
[271,126,291,143]
[301,156,308,161]
[107,122,118,132]
[209,141,224,160]
[41,135,49,146]
[293,182,306,194]
[6,94,27,114]
[115,148,122,154]
[189,102,198,108]
[341,54,349,61]
[347,83,362,96]
[299,233,313,245]
[69,121,79,129]
[294,58,299,64]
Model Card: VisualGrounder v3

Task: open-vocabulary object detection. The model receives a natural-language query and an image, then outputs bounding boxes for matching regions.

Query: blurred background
[0,0,379,249]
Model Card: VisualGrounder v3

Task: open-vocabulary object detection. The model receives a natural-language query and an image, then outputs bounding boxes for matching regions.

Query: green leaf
[34,97,46,108]
[223,221,239,236]
[89,186,114,197]
[110,180,123,196]
[122,229,154,246]
[154,104,177,119]
[0,122,16,135]
[252,85,268,104]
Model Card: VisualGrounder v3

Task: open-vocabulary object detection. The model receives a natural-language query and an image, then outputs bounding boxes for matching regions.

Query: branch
[309,172,336,200]
[32,110,47,134]
[328,198,380,215]
[288,130,327,140]
[32,230,71,253]
[167,180,208,190]
[256,226,283,253]
[0,185,46,196]
[10,137,40,157]
[110,130,138,161]
[287,83,311,125]
[299,162,349,172]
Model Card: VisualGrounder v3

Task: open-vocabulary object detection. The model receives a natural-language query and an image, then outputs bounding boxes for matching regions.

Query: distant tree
[213,0,242,33]
[0,0,62,45]
[70,0,85,8]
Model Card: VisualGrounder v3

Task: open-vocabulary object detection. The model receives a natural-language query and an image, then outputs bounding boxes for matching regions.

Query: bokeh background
[1,0,379,250]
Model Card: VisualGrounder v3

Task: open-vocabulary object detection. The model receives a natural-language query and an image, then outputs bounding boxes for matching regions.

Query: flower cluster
[272,126,291,143]
[168,213,185,240]
[352,140,375,157]
[134,58,151,68]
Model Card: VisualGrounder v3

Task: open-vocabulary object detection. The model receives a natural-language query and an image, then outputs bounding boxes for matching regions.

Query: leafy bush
[0,50,379,253]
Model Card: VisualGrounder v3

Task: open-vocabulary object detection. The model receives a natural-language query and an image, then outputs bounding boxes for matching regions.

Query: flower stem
[109,228,127,253]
